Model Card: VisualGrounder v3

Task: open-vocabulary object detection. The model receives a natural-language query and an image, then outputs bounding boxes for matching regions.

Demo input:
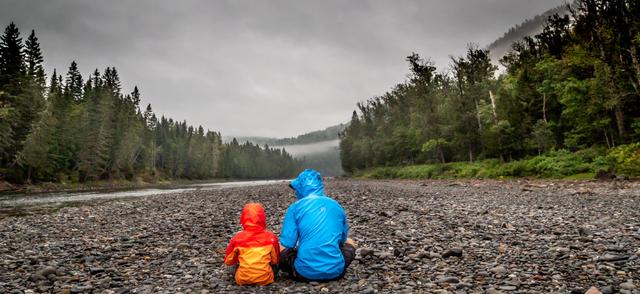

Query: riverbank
[1,178,639,293]
[354,148,640,181]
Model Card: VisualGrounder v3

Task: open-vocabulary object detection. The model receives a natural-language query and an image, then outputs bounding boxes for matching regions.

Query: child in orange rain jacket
[224,203,280,286]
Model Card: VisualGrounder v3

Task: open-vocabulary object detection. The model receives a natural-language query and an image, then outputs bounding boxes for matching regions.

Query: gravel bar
[1,179,639,293]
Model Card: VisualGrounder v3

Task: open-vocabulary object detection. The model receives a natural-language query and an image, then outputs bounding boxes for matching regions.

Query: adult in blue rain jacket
[279,169,357,282]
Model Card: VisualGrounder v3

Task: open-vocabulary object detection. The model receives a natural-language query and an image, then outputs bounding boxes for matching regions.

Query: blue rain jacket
[280,169,349,280]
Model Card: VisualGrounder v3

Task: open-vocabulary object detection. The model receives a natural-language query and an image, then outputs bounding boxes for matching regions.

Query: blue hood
[290,169,325,199]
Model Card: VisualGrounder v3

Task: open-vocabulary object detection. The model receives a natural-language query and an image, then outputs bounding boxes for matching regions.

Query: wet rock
[620,280,636,290]
[360,287,375,294]
[28,274,46,282]
[498,285,517,291]
[599,286,613,294]
[70,284,93,293]
[489,265,508,275]
[441,247,463,258]
[585,287,603,294]
[35,266,58,277]
[176,243,191,250]
[486,288,505,294]
[89,267,104,275]
[578,226,592,236]
[435,276,459,284]
[357,248,374,258]
[595,254,628,262]
[380,211,394,217]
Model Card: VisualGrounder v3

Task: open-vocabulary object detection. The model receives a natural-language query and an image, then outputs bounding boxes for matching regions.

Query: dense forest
[0,23,300,184]
[340,0,640,177]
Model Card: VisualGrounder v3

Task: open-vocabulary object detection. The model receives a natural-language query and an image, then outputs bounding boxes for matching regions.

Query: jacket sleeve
[279,204,298,249]
[270,233,280,265]
[223,236,239,266]
[341,210,349,245]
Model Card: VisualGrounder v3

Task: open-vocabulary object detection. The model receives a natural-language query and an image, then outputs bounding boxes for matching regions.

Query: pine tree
[24,30,45,90]
[0,23,24,169]
[0,22,25,95]
[65,61,83,101]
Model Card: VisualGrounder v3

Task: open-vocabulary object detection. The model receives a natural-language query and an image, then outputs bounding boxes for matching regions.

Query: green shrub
[574,146,607,162]
[355,146,640,180]
[606,143,640,177]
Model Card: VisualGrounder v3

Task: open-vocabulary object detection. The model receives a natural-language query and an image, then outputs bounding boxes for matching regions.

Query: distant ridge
[226,123,347,146]
[487,5,570,64]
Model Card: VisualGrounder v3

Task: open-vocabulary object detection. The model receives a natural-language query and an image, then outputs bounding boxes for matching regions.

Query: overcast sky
[1,0,565,137]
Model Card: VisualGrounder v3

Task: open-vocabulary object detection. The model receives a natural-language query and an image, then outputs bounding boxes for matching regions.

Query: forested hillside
[487,5,570,63]
[231,123,346,146]
[0,23,300,184]
[341,0,640,178]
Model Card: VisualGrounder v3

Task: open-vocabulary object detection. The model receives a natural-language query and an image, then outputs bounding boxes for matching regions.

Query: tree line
[0,22,301,184]
[340,0,640,173]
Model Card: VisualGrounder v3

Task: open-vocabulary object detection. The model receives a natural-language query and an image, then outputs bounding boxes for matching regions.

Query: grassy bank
[355,144,640,180]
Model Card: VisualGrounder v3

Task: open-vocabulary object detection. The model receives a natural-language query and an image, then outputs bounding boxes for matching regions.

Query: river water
[0,179,288,217]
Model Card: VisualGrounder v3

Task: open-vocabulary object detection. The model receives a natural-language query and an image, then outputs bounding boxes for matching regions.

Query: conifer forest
[0,23,300,184]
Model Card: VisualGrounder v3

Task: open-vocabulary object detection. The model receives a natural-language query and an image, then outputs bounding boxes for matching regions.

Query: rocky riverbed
[1,179,639,293]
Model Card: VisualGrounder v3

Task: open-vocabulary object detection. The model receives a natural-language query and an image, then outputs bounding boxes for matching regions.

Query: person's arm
[270,234,281,265]
[279,204,298,249]
[223,237,239,266]
[341,211,349,245]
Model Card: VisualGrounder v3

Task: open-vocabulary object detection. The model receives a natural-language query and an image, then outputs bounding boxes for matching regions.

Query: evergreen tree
[65,61,83,102]
[0,22,24,95]
[24,30,45,90]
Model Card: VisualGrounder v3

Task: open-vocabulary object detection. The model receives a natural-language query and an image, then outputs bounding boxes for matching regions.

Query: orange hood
[240,203,266,231]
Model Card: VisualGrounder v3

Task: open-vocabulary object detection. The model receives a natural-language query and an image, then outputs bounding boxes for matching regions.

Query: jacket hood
[240,203,266,231]
[289,169,325,199]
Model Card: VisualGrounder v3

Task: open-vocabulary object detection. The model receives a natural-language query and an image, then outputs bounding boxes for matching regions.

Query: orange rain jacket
[224,203,280,286]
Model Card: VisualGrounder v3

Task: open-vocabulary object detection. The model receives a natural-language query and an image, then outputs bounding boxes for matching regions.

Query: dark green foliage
[0,23,46,180]
[0,23,300,184]
[0,22,24,95]
[341,0,640,177]
[358,144,640,179]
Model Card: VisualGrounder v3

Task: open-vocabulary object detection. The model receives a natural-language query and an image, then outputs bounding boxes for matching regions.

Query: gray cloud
[0,0,565,137]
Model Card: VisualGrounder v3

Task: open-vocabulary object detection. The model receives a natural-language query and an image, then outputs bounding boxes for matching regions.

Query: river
[0,179,288,217]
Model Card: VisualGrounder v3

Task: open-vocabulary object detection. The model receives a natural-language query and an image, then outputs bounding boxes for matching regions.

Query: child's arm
[269,234,280,265]
[223,238,239,266]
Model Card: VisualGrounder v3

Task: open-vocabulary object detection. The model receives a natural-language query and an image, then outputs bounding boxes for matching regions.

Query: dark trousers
[279,243,356,282]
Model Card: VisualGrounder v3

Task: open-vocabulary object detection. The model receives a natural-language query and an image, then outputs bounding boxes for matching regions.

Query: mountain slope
[228,123,346,146]
[487,5,570,63]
